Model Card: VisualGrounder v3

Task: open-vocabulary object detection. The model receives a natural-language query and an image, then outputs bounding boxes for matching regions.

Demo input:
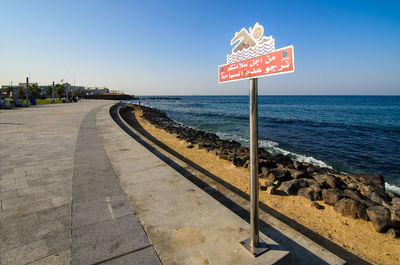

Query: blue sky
[1,0,399,95]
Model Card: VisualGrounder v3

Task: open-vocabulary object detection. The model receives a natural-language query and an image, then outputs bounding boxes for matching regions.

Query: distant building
[77,87,110,95]
[1,83,110,98]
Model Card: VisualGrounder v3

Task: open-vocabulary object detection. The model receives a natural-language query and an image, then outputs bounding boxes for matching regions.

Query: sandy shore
[130,107,399,265]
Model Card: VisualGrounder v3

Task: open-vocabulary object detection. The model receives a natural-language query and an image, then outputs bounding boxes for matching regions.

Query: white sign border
[218,45,295,84]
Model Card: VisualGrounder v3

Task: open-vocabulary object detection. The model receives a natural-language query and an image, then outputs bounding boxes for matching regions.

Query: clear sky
[1,0,399,95]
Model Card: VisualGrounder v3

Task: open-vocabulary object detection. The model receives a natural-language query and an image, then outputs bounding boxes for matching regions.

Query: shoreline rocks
[125,104,400,237]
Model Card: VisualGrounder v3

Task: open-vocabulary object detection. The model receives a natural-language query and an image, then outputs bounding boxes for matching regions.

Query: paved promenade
[0,101,160,264]
[1,100,347,265]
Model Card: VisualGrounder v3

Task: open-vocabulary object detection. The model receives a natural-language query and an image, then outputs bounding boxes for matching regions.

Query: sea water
[126,96,400,194]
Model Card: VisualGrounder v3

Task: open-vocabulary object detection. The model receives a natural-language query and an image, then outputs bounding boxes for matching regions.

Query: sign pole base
[240,238,269,257]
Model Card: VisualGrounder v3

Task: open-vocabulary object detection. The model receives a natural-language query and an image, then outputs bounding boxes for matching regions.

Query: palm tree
[28,84,40,99]
[55,84,65,100]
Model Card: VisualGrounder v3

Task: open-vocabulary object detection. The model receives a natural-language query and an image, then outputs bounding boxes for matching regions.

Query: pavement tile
[39,204,70,222]
[0,190,17,200]
[72,213,149,247]
[27,249,71,265]
[22,218,65,245]
[1,239,49,265]
[45,229,71,255]
[101,247,162,265]
[1,195,35,210]
[72,180,122,203]
[72,195,133,228]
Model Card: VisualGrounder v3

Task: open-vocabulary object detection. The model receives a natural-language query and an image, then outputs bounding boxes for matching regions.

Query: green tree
[28,84,40,99]
[46,86,53,98]
[55,84,65,100]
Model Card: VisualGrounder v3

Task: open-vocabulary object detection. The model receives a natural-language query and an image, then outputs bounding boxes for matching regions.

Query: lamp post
[26,77,29,105]
[51,81,55,103]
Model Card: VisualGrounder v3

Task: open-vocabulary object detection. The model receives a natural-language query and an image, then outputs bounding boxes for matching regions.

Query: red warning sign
[218,46,294,83]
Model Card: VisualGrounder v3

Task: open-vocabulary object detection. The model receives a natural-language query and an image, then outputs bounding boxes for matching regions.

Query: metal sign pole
[240,78,269,256]
[250,78,259,248]
[26,77,29,105]
[52,81,55,103]
[25,77,28,105]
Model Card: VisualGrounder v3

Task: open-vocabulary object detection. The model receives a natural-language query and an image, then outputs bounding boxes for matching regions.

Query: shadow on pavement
[110,103,370,265]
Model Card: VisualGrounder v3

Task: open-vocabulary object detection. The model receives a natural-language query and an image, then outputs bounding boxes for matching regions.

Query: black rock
[280,179,306,195]
[266,186,277,195]
[391,210,400,229]
[310,201,324,210]
[393,197,400,207]
[367,190,392,206]
[265,181,275,187]
[387,228,400,238]
[351,173,385,191]
[261,167,268,176]
[288,169,307,179]
[304,179,322,195]
[389,191,400,199]
[366,206,391,233]
[267,169,290,181]
[233,156,246,167]
[334,198,368,220]
[322,189,344,206]
[343,189,363,202]
[347,183,358,190]
[298,187,318,201]
[313,174,338,189]
[293,160,306,170]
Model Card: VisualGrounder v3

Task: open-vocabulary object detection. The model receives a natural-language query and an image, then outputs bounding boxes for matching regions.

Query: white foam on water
[385,182,400,195]
[215,132,333,169]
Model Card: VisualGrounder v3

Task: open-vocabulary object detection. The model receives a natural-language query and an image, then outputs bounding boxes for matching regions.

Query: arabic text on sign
[218,46,294,83]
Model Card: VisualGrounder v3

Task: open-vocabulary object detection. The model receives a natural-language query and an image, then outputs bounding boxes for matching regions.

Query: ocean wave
[215,131,332,169]
[385,182,400,195]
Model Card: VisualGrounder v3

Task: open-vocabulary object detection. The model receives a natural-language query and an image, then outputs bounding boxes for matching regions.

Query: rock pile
[127,104,400,237]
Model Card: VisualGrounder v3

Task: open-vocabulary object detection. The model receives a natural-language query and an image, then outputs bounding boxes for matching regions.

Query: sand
[132,108,399,265]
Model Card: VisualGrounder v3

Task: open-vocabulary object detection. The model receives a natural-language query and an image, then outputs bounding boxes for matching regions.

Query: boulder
[267,169,290,181]
[265,180,275,187]
[322,189,344,206]
[315,174,338,189]
[266,186,277,195]
[352,173,385,191]
[272,153,292,165]
[359,199,379,208]
[367,190,391,206]
[304,179,322,194]
[334,198,368,220]
[391,210,400,229]
[387,228,400,239]
[293,160,306,170]
[393,197,400,207]
[261,167,268,176]
[347,183,358,190]
[343,189,363,202]
[259,159,277,169]
[288,169,307,179]
[233,156,246,167]
[280,179,306,195]
[298,187,318,201]
[310,201,324,210]
[366,206,391,233]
